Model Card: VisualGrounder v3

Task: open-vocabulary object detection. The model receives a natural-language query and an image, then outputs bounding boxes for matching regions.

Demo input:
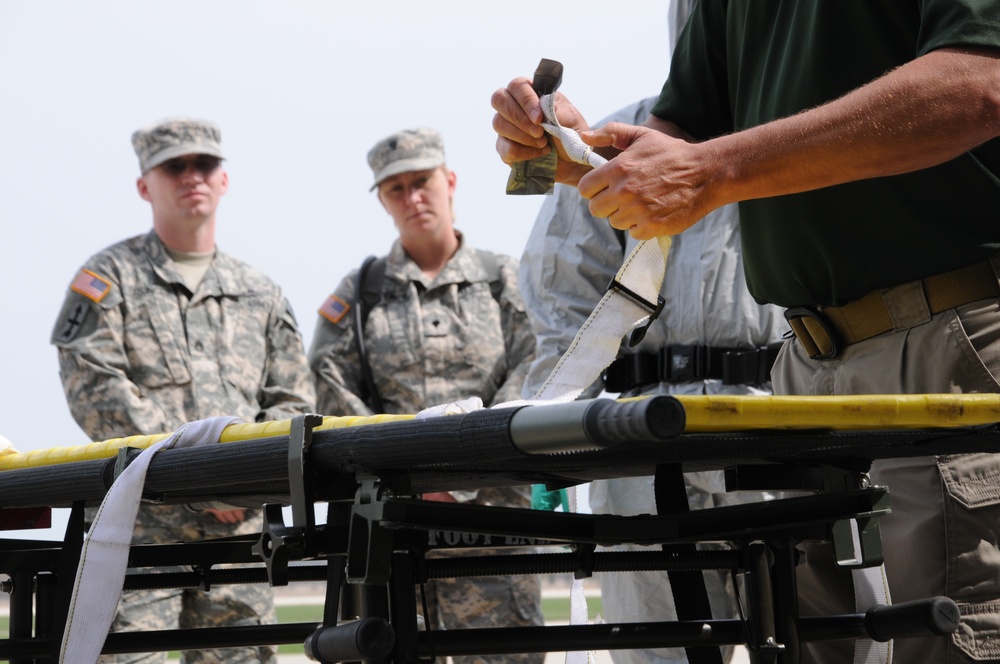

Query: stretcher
[3,394,997,663]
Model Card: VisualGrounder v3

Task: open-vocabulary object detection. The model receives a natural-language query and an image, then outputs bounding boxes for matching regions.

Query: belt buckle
[663,345,705,382]
[784,307,841,360]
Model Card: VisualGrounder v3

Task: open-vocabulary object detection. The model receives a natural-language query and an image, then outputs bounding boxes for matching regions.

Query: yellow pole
[0,413,413,472]
[677,393,1000,432]
[4,394,1000,472]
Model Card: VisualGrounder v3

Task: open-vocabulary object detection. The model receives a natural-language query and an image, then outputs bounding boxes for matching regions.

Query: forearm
[313,355,375,417]
[705,47,1000,205]
[315,380,374,417]
[258,315,316,420]
[490,293,537,405]
[258,386,314,421]
[308,310,376,417]
[491,357,532,406]
[59,350,171,440]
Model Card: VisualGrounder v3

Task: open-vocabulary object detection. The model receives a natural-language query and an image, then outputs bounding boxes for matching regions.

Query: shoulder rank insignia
[318,294,350,325]
[70,269,112,303]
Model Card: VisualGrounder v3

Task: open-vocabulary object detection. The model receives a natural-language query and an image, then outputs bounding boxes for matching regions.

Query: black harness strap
[353,255,386,414]
[655,463,725,664]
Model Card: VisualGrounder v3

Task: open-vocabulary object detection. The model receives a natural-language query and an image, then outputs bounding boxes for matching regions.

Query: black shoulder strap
[353,255,385,413]
[655,463,725,664]
[359,255,387,329]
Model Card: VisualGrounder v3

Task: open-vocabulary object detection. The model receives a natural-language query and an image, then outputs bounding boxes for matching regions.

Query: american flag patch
[318,294,350,324]
[70,269,112,303]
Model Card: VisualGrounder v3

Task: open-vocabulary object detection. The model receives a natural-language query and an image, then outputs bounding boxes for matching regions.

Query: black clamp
[104,447,145,501]
[252,413,323,586]
[574,543,596,580]
[345,478,396,586]
[112,446,143,482]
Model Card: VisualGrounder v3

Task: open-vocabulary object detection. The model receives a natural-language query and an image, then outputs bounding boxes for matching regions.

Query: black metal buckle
[607,277,666,347]
[662,345,706,382]
[784,307,841,360]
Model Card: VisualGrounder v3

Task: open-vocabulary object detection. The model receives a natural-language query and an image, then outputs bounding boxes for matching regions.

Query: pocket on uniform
[953,599,1000,661]
[938,454,1000,610]
[124,304,190,387]
[951,301,1000,392]
[939,453,1000,509]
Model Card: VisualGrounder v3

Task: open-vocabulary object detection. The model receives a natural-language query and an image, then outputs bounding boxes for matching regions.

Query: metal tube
[417,621,745,656]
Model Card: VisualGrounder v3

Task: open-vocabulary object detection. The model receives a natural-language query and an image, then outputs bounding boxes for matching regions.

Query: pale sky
[0,0,672,536]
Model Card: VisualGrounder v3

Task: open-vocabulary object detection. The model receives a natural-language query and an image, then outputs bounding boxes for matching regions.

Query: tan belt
[785,257,1000,359]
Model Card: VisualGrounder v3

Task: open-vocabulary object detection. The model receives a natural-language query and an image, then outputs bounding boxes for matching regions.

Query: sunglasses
[158,156,223,177]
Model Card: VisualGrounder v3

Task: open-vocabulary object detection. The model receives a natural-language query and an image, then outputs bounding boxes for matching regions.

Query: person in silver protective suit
[518,7,785,660]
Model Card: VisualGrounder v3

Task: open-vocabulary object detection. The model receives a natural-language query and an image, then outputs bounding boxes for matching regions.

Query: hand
[205,507,246,524]
[491,78,592,184]
[578,122,721,239]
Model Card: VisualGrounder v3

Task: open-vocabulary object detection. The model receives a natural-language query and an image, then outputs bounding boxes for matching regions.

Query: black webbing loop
[654,463,724,664]
[353,255,385,414]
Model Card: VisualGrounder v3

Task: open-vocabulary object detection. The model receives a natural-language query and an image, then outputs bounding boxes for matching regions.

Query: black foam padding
[309,407,523,474]
[147,436,290,493]
[0,459,109,508]
[4,416,1000,509]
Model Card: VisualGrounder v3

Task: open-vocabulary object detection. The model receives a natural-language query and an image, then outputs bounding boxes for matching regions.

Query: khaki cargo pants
[773,286,1000,663]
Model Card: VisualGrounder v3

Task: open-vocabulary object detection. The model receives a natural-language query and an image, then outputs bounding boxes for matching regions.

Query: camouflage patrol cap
[367,127,445,191]
[131,117,224,173]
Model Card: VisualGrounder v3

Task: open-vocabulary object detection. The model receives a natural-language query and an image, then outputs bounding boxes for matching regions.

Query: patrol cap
[131,117,224,173]
[367,127,445,191]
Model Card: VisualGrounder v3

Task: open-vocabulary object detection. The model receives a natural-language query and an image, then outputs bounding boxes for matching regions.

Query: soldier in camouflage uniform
[308,127,543,664]
[51,117,316,664]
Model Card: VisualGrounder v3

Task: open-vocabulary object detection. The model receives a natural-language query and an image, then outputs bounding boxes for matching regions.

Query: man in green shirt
[492,2,1000,662]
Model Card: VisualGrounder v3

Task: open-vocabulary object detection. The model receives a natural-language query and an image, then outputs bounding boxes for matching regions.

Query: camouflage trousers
[419,571,545,664]
[94,506,276,663]
[99,579,277,664]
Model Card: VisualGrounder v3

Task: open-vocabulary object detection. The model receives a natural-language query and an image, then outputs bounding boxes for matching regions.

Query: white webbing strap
[852,525,893,664]
[531,236,670,403]
[531,100,670,664]
[539,93,608,170]
[566,577,592,664]
[59,416,243,664]
[527,94,670,403]
[563,486,597,664]
[506,100,663,659]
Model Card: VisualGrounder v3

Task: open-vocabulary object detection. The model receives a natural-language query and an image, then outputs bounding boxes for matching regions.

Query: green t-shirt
[653,0,1000,307]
